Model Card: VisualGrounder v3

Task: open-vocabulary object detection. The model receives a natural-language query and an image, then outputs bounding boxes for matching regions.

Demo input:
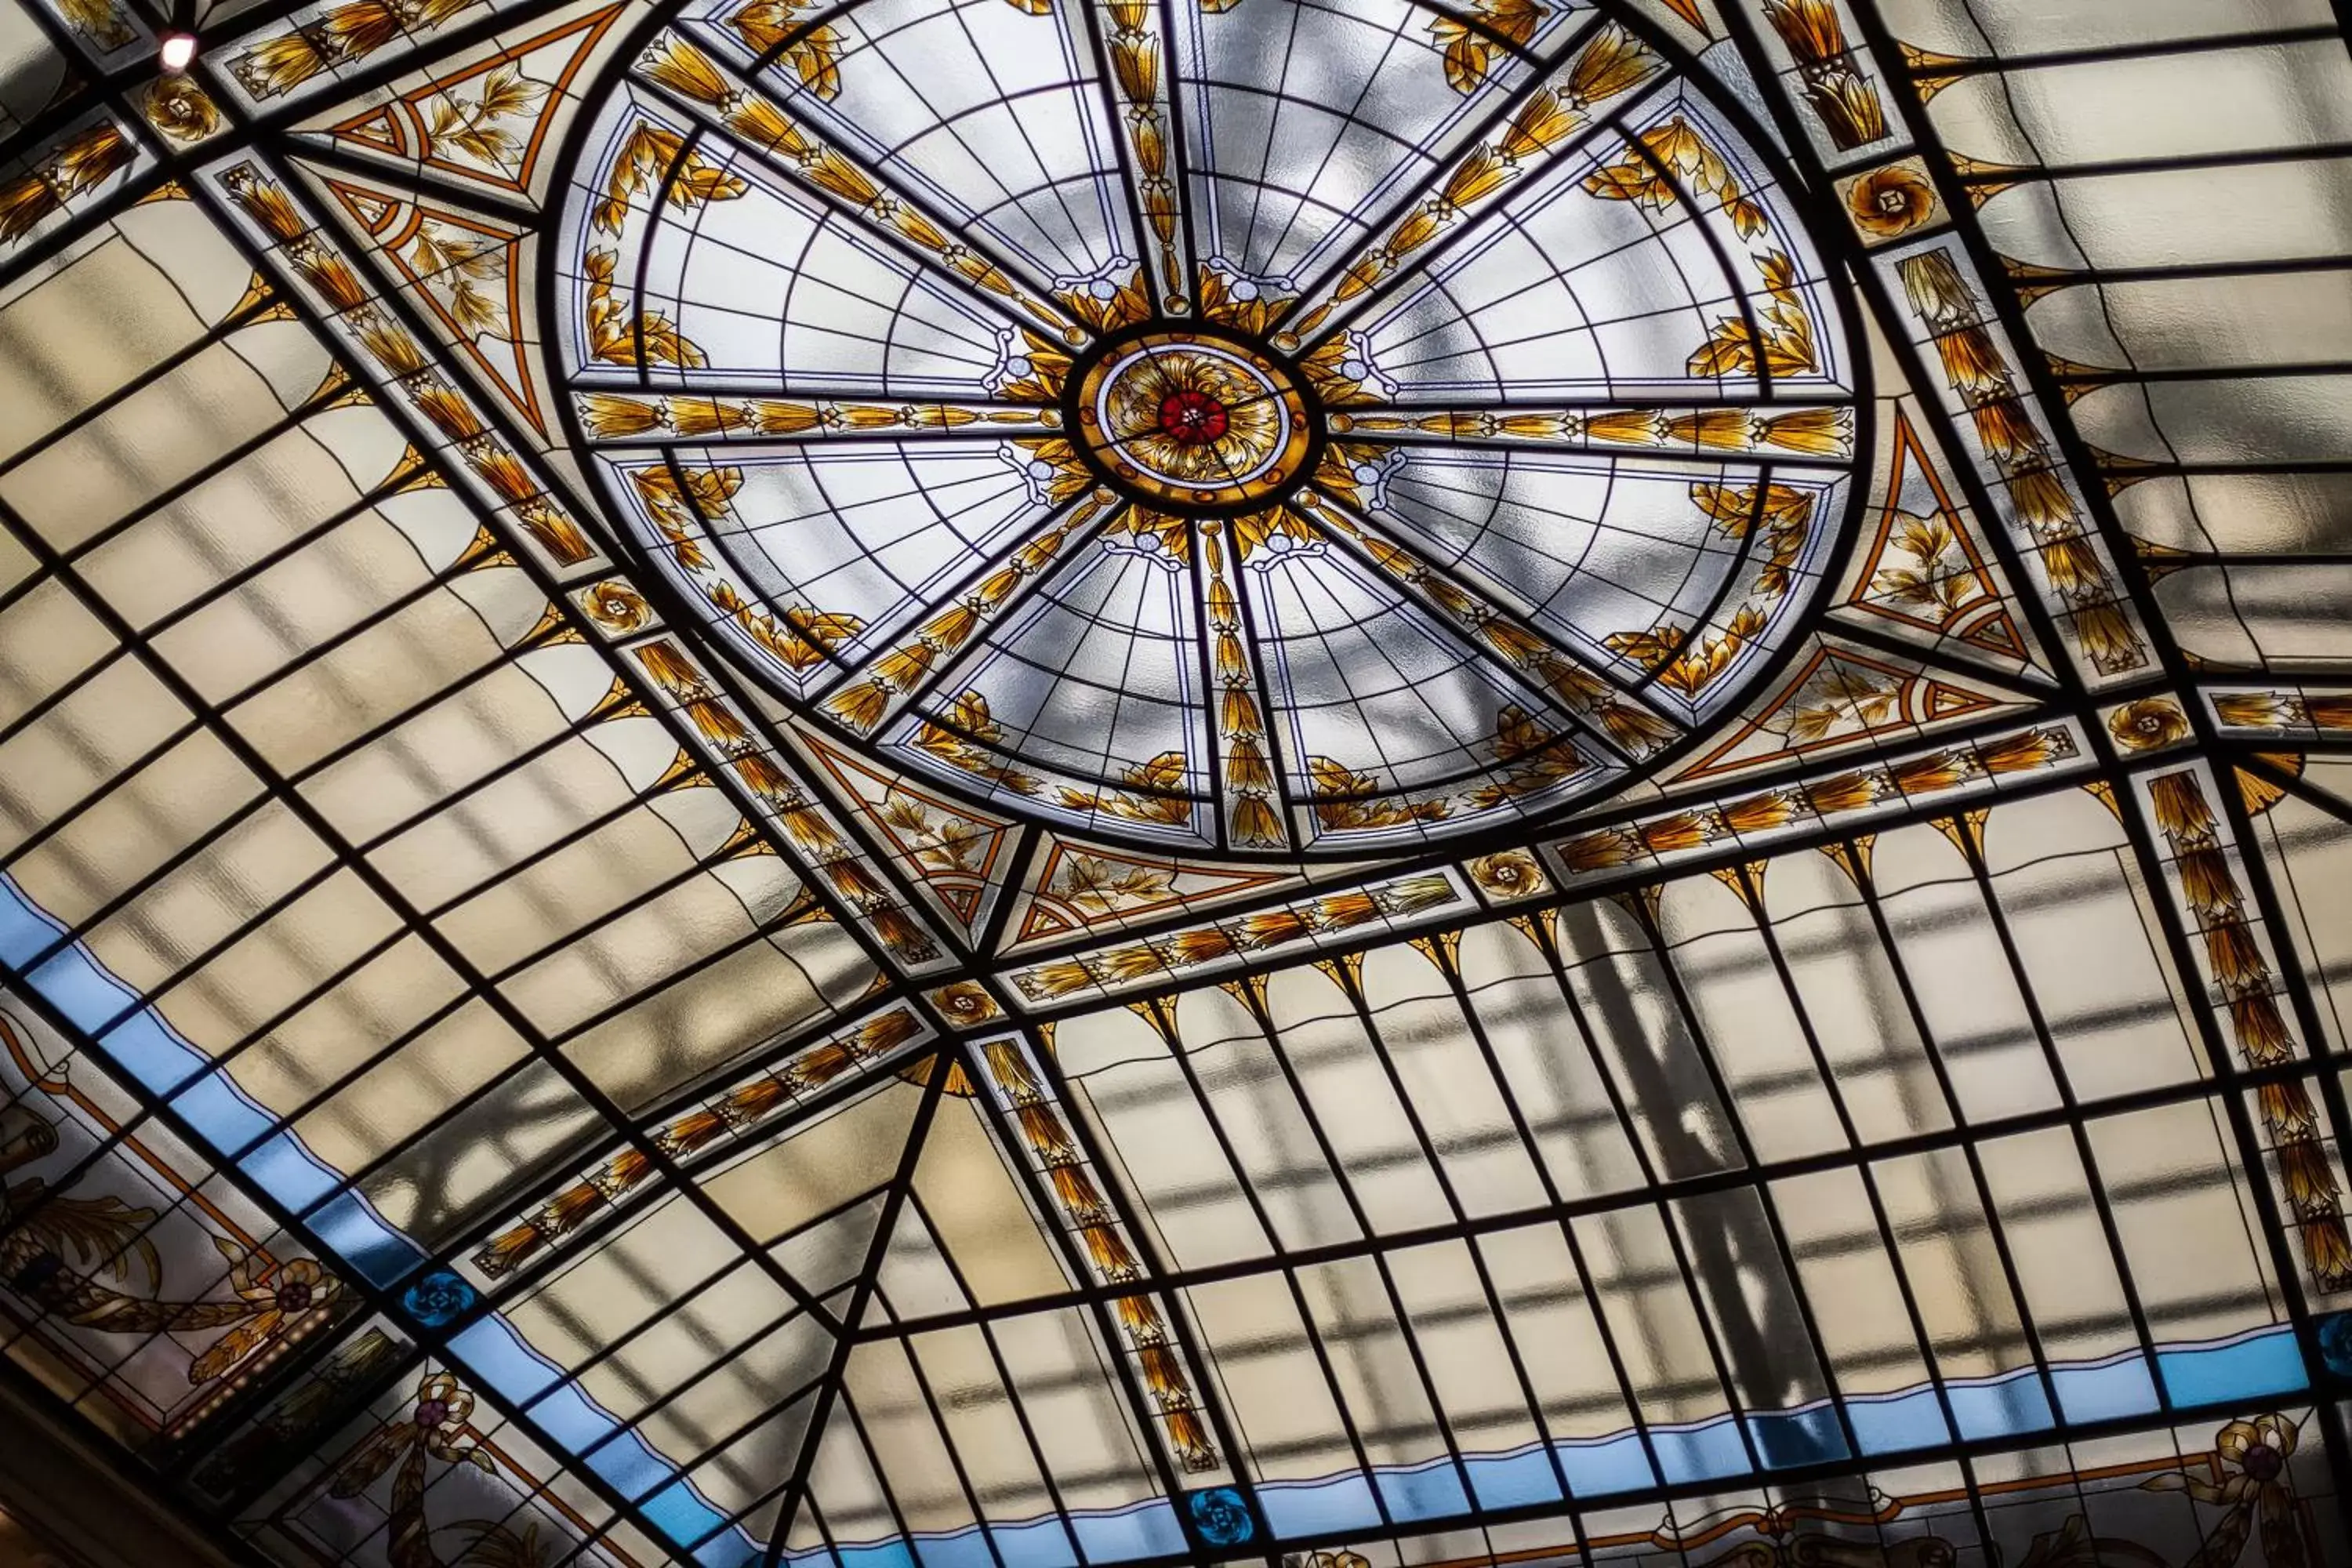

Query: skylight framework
[0,2,2350,1566]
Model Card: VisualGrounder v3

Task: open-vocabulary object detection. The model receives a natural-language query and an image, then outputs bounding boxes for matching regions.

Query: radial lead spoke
[1083,0,1193,316]
[819,491,1126,736]
[1298,485,1683,764]
[634,31,1088,346]
[574,387,1062,445]
[1270,19,1667,351]
[1331,399,1857,465]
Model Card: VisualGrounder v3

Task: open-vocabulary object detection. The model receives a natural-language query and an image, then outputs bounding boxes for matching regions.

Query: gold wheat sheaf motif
[630,641,938,961]
[1100,0,1186,305]
[1761,0,1889,150]
[825,496,1109,733]
[1575,111,1830,387]
[728,0,847,99]
[637,34,1077,335]
[1306,496,1679,760]
[1598,481,1813,702]
[1430,0,1548,94]
[0,122,135,245]
[1199,525,1287,848]
[970,1038,1218,1470]
[1553,726,2076,875]
[1009,873,1457,1000]
[625,464,865,670]
[472,1012,924,1277]
[579,392,1049,440]
[1896,250,2144,673]
[231,0,479,100]
[220,166,599,567]
[2147,769,2352,1290]
[2213,691,2352,735]
[1336,404,1851,458]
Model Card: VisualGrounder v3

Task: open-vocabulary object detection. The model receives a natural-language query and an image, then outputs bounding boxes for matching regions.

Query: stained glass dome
[2,0,2351,1566]
[553,3,1857,853]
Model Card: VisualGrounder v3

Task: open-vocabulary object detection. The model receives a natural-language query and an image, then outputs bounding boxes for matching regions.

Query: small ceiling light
[158,31,198,71]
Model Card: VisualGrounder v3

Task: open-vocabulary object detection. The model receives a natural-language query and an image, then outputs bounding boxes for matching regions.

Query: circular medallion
[1073,330,1315,510]
[553,5,1865,858]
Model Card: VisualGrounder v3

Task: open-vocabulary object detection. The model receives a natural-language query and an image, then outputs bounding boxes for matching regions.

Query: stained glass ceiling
[2,1,2352,1566]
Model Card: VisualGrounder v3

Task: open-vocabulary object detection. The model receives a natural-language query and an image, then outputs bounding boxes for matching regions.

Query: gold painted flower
[1468,850,1548,900]
[926,981,1002,1025]
[1099,345,1285,493]
[143,75,221,143]
[2108,696,2187,752]
[1846,162,1934,239]
[582,579,651,633]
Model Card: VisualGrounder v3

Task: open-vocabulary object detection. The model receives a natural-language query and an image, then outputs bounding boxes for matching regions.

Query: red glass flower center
[1156,389,1229,446]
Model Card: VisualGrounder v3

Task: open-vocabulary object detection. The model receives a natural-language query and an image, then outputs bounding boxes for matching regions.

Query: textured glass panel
[702,1082,922,1244]
[356,1058,598,1245]
[5,729,261,933]
[1063,1004,1272,1270]
[574,1262,798,1422]
[1881,0,2332,53]
[989,1308,1163,1518]
[1976,1127,2148,1399]
[844,1338,982,1534]
[1475,1222,1636,1444]
[0,232,220,462]
[1174,982,1362,1252]
[1187,1269,1362,1486]
[1987,799,2204,1102]
[2083,1102,2278,1347]
[908,1325,1062,1529]
[1872,1145,2038,1385]
[909,1094,1069,1306]
[1769,1167,1936,1405]
[1553,900,1745,1181]
[1929,44,2352,165]
[1661,874,1847,1163]
[1456,920,1648,1203]
[1572,1205,1730,1430]
[1385,1239,1550,1501]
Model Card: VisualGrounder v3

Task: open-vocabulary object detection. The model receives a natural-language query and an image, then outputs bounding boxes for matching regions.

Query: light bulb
[159,32,198,71]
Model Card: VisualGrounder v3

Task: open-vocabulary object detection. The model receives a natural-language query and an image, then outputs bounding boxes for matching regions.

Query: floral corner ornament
[578,579,652,636]
[1185,1485,1257,1548]
[924,981,1003,1027]
[1468,848,1550,902]
[143,74,223,143]
[400,1269,477,1327]
[1840,159,1936,244]
[2107,695,2190,753]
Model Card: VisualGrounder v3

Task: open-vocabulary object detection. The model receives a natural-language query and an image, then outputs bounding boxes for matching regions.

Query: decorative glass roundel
[554,0,1862,858]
